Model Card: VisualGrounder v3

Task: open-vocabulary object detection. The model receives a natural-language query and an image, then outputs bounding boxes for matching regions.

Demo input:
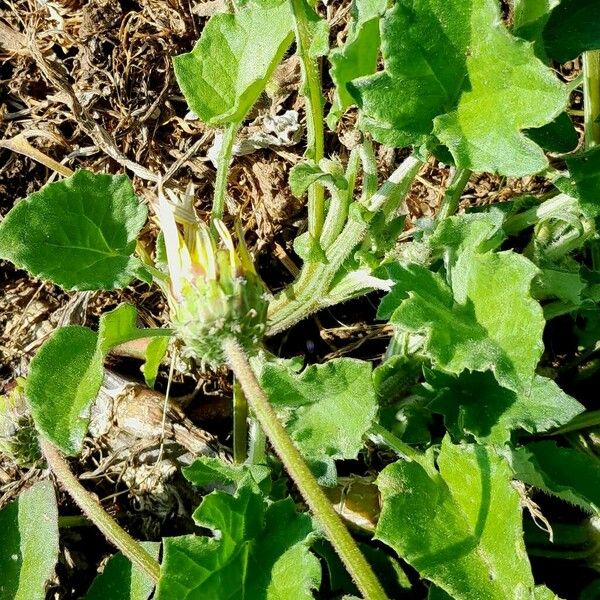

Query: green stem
[320,186,349,249]
[436,167,471,221]
[58,515,94,528]
[369,423,422,463]
[358,138,378,204]
[222,339,387,600]
[212,122,240,224]
[583,50,600,149]
[288,0,325,238]
[233,379,248,463]
[548,409,600,435]
[266,155,422,335]
[503,193,577,235]
[248,417,268,464]
[40,438,160,583]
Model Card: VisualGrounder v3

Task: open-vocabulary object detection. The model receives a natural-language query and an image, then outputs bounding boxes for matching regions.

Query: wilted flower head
[0,379,41,467]
[155,185,268,367]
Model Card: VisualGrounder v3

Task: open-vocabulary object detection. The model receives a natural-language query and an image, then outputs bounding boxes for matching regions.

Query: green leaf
[428,210,505,258]
[98,303,172,354]
[426,370,584,444]
[512,0,557,57]
[98,304,172,387]
[351,0,568,175]
[84,543,160,600]
[173,0,293,125]
[544,0,600,62]
[142,337,170,389]
[376,437,537,599]
[381,251,544,393]
[564,146,600,219]
[525,112,579,154]
[327,0,387,126]
[182,456,272,494]
[288,161,347,197]
[509,441,600,513]
[0,481,59,600]
[26,326,103,455]
[581,580,600,600]
[156,484,320,599]
[255,356,378,484]
[0,170,147,290]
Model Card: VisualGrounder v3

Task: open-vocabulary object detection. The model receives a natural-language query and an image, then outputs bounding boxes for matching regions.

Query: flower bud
[156,190,268,367]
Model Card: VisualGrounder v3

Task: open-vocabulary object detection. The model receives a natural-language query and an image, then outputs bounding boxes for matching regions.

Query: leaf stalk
[583,50,600,149]
[212,121,240,223]
[288,0,326,238]
[436,167,471,221]
[40,438,161,583]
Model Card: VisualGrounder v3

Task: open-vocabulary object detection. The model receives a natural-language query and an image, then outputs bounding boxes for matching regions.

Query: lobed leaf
[173,0,293,125]
[0,481,59,600]
[380,252,544,394]
[376,437,538,599]
[426,370,584,444]
[543,0,600,63]
[156,484,320,599]
[255,356,378,484]
[351,0,568,175]
[0,170,147,290]
[509,441,600,513]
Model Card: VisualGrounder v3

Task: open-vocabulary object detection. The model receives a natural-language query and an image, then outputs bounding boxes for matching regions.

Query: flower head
[0,379,41,467]
[156,186,268,366]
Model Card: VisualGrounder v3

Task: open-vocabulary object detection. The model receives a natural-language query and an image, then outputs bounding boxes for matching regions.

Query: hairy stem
[212,121,240,223]
[503,192,576,235]
[267,155,422,334]
[233,379,248,463]
[288,0,325,238]
[358,139,378,204]
[369,423,422,463]
[583,50,600,149]
[223,339,387,600]
[436,167,471,221]
[40,438,161,583]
